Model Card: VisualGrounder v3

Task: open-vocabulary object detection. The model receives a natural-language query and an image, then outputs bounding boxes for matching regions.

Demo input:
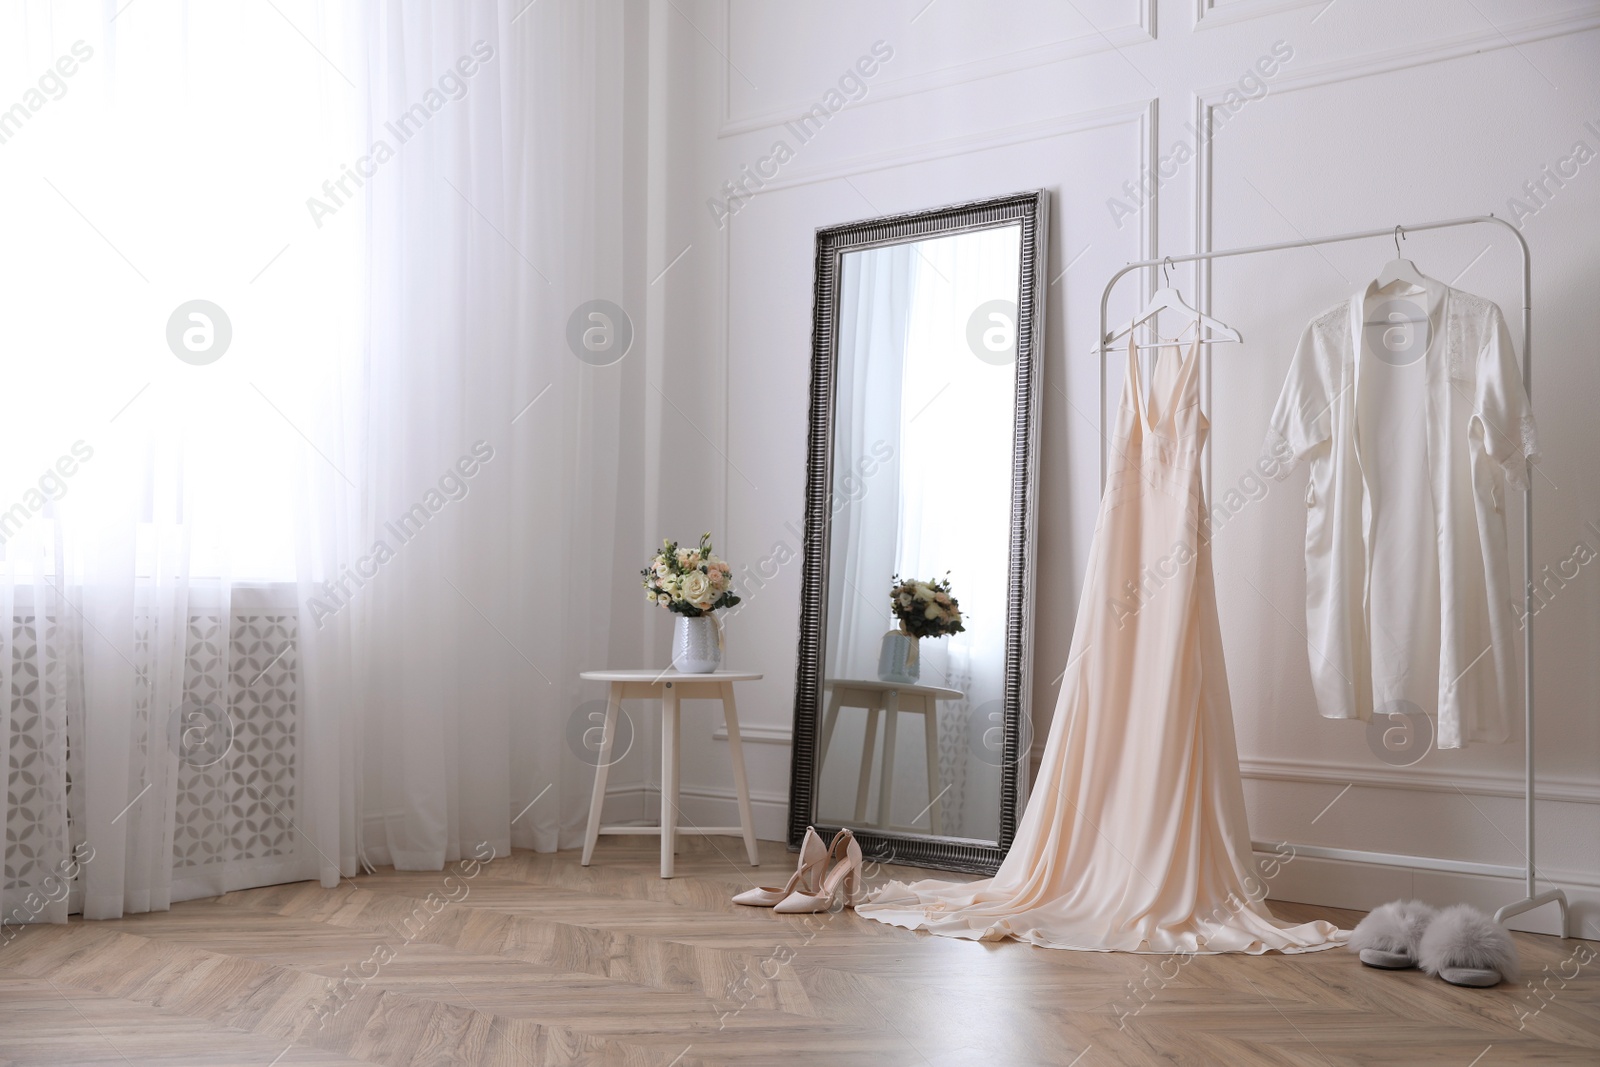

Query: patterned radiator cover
[5,613,300,899]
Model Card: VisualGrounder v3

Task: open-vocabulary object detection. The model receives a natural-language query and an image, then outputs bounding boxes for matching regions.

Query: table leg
[661,683,680,878]
[818,690,843,767]
[922,698,943,835]
[854,706,879,822]
[582,683,622,866]
[672,690,682,856]
[877,690,900,828]
[721,682,760,866]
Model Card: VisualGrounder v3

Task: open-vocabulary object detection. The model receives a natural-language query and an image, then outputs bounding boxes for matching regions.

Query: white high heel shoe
[732,826,827,907]
[773,829,865,914]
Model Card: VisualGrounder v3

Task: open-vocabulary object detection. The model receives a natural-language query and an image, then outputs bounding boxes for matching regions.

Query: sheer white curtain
[1,1,635,926]
[339,1,634,872]
[895,226,1021,835]
[827,245,918,680]
[0,0,366,923]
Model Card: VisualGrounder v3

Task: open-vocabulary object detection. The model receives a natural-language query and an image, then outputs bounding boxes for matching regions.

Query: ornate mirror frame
[787,189,1048,874]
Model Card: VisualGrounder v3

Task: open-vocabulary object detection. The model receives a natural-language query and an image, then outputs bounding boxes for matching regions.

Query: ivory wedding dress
[858,336,1345,954]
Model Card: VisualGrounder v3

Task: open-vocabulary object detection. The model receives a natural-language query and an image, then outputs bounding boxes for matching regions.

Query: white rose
[681,570,711,604]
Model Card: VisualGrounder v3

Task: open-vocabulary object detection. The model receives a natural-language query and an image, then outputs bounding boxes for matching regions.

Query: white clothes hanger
[1373,224,1430,295]
[1369,225,1431,324]
[1098,257,1243,352]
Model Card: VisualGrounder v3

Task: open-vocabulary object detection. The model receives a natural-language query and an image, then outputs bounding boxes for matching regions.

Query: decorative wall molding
[745,96,1157,197]
[1189,4,1600,291]
[718,0,1155,138]
[693,733,1600,809]
[1193,5,1600,104]
[1187,9,1600,665]
[1239,756,1600,806]
[1186,1,1600,447]
[995,745,1598,807]
[1192,0,1325,32]
[787,736,1600,806]
[1188,0,1600,259]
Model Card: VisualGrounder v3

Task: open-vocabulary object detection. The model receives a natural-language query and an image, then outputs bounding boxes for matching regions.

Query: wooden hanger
[1098,258,1243,352]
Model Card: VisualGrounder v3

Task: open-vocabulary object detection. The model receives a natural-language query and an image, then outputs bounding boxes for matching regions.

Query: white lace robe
[1264,278,1538,749]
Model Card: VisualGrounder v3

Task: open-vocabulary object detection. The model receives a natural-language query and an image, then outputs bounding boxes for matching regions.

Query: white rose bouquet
[642,533,740,617]
[889,573,964,639]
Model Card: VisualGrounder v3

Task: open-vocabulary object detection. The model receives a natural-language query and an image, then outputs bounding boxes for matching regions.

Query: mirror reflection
[818,224,1022,843]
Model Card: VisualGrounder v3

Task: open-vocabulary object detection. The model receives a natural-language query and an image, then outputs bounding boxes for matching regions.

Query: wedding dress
[857,335,1345,953]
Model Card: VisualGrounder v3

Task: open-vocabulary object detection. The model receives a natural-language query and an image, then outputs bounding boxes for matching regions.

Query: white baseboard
[710,723,793,745]
[360,796,1598,939]
[1258,847,1600,940]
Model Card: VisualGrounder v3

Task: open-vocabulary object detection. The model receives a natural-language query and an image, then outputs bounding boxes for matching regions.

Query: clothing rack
[1093,214,1569,936]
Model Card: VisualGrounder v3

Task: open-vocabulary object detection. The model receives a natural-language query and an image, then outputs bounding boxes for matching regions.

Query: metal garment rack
[1094,214,1569,936]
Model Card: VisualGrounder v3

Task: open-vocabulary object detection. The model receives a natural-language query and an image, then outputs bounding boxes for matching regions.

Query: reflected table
[819,678,965,834]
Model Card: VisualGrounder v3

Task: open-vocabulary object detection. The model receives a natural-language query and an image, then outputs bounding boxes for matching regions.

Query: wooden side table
[819,678,964,834]
[578,669,762,878]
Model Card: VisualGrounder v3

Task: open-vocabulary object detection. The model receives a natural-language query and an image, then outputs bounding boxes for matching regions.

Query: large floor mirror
[789,191,1047,873]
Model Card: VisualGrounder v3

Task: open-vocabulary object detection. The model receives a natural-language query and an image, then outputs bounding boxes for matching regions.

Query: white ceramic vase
[877,628,920,684]
[672,615,722,674]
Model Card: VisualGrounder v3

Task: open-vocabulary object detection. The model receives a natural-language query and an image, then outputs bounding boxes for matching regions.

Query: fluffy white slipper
[1418,904,1519,987]
[1348,899,1438,969]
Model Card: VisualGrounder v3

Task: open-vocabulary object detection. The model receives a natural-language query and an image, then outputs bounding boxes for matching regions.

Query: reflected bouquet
[642,533,741,617]
[889,574,964,639]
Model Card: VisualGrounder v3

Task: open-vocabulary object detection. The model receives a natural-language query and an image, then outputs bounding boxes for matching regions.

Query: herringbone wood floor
[0,837,1594,1066]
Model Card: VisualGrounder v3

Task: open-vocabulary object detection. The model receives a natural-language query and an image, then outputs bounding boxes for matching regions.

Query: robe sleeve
[1261,317,1335,480]
[1476,303,1539,487]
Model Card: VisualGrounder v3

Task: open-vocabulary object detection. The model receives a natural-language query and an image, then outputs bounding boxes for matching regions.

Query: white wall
[618,0,1600,937]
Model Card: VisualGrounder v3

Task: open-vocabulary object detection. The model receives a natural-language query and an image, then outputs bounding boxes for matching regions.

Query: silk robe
[1264,278,1538,748]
